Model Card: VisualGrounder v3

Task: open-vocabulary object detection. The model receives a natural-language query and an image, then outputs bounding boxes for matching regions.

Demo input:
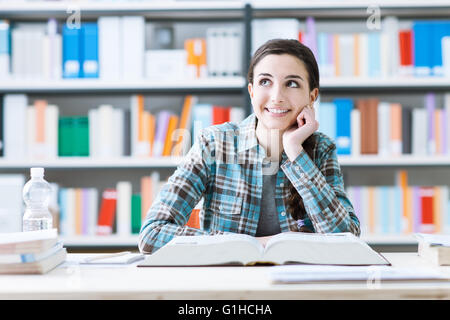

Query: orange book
[173,95,195,156]
[137,95,145,143]
[34,100,47,143]
[75,188,82,235]
[334,34,340,77]
[353,34,360,77]
[404,187,413,234]
[198,38,207,78]
[97,189,117,235]
[185,39,196,78]
[148,113,155,156]
[433,186,442,233]
[162,115,179,156]
[186,209,200,229]
[141,176,152,221]
[390,103,402,155]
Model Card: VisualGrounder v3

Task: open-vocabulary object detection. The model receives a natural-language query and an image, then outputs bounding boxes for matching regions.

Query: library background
[0,0,449,253]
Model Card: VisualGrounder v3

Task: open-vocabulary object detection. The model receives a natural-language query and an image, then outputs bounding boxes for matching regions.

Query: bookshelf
[1,1,449,250]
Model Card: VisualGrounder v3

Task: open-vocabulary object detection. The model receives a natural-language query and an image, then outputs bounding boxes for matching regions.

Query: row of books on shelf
[1,94,245,159]
[253,17,450,78]
[0,18,242,81]
[318,93,450,156]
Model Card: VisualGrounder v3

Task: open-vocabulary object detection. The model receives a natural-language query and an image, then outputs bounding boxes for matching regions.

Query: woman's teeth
[267,108,288,114]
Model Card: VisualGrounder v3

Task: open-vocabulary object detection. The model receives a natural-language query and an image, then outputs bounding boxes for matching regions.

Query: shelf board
[1,77,449,93]
[0,1,246,20]
[0,155,449,169]
[60,234,418,247]
[338,155,450,167]
[0,157,184,169]
[0,77,246,93]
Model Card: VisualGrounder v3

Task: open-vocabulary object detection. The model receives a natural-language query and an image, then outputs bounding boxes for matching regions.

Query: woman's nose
[270,84,285,103]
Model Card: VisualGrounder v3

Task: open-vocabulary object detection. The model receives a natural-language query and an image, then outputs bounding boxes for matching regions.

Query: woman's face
[248,53,318,133]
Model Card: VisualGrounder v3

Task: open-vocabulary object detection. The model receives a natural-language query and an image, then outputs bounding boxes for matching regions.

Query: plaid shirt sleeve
[138,131,224,254]
[281,142,361,236]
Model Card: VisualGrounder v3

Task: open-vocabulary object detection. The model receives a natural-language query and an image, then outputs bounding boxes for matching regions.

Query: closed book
[58,117,74,156]
[191,104,212,143]
[173,95,197,156]
[357,98,378,154]
[377,102,390,156]
[412,108,428,155]
[0,247,66,274]
[390,103,402,156]
[415,233,450,265]
[398,30,413,76]
[116,181,132,236]
[162,114,179,156]
[367,32,381,77]
[3,94,27,159]
[62,25,81,78]
[0,242,63,264]
[401,107,412,154]
[97,189,117,235]
[131,194,142,234]
[413,21,432,76]
[419,187,435,234]
[426,93,436,155]
[73,116,89,156]
[0,229,58,254]
[334,98,352,155]
[317,102,336,141]
[122,16,145,80]
[81,23,98,78]
[153,111,172,157]
[98,16,121,80]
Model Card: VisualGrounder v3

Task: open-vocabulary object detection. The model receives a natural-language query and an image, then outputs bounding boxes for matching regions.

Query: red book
[212,106,229,125]
[97,189,117,235]
[399,30,413,66]
[419,187,435,234]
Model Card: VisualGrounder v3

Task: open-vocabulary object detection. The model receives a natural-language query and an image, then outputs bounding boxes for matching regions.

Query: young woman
[139,39,360,254]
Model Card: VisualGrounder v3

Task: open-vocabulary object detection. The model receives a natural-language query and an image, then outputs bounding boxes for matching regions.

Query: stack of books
[415,233,450,266]
[0,228,66,274]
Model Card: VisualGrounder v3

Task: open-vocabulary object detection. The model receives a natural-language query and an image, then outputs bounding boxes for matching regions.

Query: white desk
[1,253,450,300]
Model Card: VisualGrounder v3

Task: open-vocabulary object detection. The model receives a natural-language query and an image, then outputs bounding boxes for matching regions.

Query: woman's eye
[259,79,271,86]
[287,80,299,88]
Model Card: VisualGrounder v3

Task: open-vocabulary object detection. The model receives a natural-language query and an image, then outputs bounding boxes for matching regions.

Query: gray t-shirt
[255,170,281,237]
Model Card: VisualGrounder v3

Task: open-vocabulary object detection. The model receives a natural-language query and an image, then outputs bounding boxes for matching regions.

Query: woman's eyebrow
[285,74,304,81]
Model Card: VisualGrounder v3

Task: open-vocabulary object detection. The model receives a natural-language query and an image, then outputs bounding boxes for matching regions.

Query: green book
[73,116,89,156]
[131,194,142,234]
[58,117,74,156]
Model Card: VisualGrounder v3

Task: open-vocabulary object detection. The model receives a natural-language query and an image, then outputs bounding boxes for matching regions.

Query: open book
[138,232,389,267]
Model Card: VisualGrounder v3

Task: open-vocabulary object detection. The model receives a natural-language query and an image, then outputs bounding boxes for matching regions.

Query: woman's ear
[309,88,319,105]
[248,83,254,99]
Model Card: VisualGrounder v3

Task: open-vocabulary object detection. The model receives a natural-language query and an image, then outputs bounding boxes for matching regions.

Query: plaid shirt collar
[238,113,289,164]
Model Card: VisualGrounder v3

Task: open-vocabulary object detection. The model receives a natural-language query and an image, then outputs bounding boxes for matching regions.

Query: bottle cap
[30,167,44,178]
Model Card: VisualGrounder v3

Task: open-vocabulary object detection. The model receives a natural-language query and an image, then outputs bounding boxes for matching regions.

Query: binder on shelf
[122,16,145,80]
[153,111,172,157]
[0,20,10,78]
[62,25,81,78]
[81,23,99,78]
[116,181,132,236]
[3,94,27,159]
[334,98,352,155]
[131,194,141,234]
[162,114,179,156]
[98,16,121,80]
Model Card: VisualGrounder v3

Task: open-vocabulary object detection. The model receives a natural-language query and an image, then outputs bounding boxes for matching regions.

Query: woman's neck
[255,122,284,162]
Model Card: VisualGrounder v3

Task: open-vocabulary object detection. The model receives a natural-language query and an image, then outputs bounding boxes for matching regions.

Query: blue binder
[62,25,81,78]
[81,23,99,78]
[334,98,353,155]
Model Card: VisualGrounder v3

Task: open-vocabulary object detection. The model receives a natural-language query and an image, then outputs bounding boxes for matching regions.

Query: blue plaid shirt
[139,113,360,253]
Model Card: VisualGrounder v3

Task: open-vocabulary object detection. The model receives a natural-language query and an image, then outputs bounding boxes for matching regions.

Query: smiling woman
[138,39,360,255]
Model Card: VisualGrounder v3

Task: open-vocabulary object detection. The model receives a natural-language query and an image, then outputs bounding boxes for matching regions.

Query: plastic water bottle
[22,167,53,232]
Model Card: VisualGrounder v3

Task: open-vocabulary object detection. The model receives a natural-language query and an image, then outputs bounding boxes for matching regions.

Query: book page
[139,234,264,266]
[263,232,388,265]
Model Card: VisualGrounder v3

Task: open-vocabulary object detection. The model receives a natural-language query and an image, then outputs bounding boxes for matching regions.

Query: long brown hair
[247,39,320,230]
